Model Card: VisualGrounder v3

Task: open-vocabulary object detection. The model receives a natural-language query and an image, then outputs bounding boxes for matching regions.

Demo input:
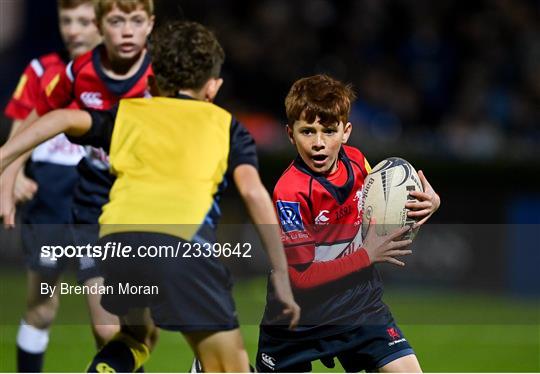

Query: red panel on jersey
[5,53,66,120]
[36,45,153,115]
[288,248,370,289]
[274,145,370,289]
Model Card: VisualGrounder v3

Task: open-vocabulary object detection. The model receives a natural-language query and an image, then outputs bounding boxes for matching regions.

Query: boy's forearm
[1,161,22,193]
[3,120,29,178]
[244,185,289,273]
[7,120,23,139]
[234,165,288,272]
[288,248,371,290]
[0,109,90,171]
[1,110,41,173]
[9,109,39,139]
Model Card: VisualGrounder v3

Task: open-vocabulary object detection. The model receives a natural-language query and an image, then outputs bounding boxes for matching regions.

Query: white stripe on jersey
[30,59,44,77]
[314,242,350,262]
[66,60,75,82]
[314,228,363,262]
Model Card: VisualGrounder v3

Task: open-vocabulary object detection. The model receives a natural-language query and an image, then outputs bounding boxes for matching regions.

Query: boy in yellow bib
[0,21,300,372]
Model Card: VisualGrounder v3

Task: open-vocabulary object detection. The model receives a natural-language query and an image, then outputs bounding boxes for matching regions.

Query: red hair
[94,0,154,22]
[285,74,356,126]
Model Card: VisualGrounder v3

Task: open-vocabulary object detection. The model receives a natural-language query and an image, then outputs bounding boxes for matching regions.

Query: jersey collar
[92,44,152,97]
[294,148,355,205]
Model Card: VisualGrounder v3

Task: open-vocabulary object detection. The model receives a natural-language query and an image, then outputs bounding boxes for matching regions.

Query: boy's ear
[204,78,223,102]
[286,124,295,145]
[146,15,155,37]
[342,122,352,144]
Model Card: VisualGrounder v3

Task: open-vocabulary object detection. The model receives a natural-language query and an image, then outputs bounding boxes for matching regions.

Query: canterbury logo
[261,353,276,370]
[80,91,103,108]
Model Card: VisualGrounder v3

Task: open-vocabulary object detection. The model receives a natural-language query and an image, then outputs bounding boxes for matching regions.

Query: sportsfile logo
[276,200,304,233]
[80,91,103,108]
[260,353,276,370]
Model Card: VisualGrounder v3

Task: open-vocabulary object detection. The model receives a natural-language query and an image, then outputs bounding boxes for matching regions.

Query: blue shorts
[256,322,415,372]
[21,162,101,284]
[22,222,102,284]
[69,222,103,283]
[98,232,239,332]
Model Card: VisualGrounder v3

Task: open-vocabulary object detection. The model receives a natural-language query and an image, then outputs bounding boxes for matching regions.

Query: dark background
[0,2,538,372]
[0,0,539,296]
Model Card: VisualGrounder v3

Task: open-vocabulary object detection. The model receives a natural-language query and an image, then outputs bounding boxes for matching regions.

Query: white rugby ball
[361,157,423,240]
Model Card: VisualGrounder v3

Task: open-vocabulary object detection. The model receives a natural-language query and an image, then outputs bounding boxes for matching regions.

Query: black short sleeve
[66,106,118,153]
[227,118,258,175]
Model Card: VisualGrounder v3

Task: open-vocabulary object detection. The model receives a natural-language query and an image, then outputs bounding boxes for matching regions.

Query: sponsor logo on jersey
[387,327,401,340]
[260,353,276,370]
[354,187,363,224]
[80,91,103,108]
[85,146,110,169]
[335,204,352,220]
[276,200,304,233]
[315,210,330,225]
[46,135,85,155]
[386,327,407,346]
[31,134,86,165]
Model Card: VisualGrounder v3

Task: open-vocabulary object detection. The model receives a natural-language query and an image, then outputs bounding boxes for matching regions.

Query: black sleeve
[66,106,118,153]
[227,118,259,176]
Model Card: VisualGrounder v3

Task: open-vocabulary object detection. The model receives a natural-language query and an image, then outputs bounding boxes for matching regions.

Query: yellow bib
[99,97,232,240]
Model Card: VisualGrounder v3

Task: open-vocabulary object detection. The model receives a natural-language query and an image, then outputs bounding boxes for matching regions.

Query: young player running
[1,0,155,230]
[1,0,157,370]
[3,1,102,371]
[0,20,300,373]
[256,75,440,372]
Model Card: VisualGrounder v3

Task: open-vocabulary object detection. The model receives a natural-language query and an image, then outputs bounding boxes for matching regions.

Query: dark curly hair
[149,21,225,94]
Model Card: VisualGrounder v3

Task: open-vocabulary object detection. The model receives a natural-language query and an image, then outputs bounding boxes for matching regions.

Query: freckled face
[100,5,154,61]
[288,118,351,175]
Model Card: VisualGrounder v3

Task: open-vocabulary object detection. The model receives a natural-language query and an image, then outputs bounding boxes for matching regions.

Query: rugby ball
[361,157,423,240]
